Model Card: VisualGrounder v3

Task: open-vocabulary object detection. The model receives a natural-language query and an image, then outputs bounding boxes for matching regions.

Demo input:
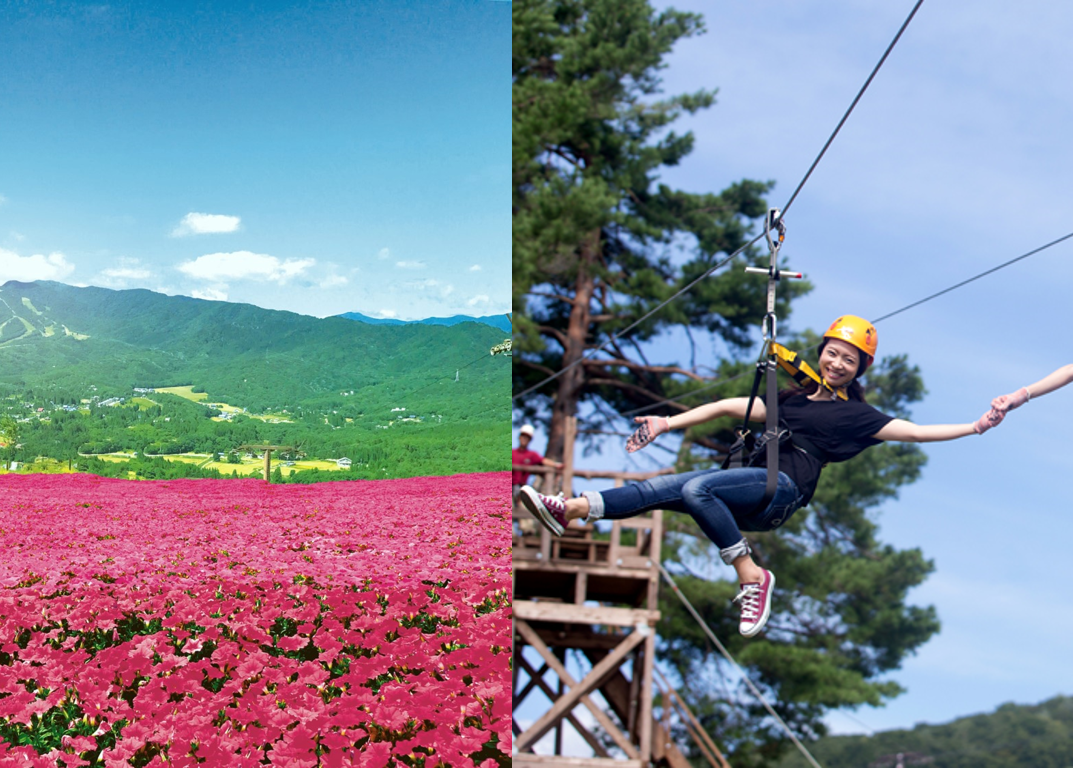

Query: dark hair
[777,339,868,404]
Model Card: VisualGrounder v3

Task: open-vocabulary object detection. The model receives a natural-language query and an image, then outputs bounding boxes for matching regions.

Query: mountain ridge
[337,310,511,333]
[0,281,507,417]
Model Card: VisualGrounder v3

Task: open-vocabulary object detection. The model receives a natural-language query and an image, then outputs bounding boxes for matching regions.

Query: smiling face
[819,338,862,388]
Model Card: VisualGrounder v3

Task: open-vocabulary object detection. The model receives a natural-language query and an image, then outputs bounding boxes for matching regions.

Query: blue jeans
[585,468,803,561]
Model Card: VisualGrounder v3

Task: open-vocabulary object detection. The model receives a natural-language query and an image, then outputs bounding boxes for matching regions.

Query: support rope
[511,232,765,403]
[657,562,824,768]
[780,0,925,216]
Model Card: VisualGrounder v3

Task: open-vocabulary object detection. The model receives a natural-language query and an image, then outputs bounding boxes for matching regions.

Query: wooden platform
[512,461,731,767]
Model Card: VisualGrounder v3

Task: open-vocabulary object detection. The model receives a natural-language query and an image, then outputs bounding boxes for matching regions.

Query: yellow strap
[769,342,848,401]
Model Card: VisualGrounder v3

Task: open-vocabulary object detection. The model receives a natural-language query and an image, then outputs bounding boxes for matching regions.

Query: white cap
[519,424,535,437]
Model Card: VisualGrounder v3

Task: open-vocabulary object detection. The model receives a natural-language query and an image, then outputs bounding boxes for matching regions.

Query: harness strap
[724,358,766,471]
[769,342,847,401]
[789,433,829,465]
[760,354,778,508]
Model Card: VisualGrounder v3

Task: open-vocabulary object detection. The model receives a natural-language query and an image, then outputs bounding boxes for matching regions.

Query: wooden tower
[513,457,727,766]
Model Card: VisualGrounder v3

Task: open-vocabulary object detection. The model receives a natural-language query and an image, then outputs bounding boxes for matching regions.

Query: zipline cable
[657,562,824,768]
[870,230,1073,324]
[781,0,925,216]
[622,228,1073,419]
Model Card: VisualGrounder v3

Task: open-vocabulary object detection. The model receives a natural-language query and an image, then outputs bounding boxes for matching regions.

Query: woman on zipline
[520,315,1003,637]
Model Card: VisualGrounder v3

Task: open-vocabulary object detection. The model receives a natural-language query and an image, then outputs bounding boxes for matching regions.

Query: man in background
[512,424,562,532]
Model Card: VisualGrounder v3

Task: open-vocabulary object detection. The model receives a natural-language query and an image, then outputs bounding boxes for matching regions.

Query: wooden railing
[512,464,674,571]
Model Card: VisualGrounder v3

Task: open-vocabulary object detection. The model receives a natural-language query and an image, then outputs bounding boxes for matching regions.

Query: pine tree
[513,0,807,458]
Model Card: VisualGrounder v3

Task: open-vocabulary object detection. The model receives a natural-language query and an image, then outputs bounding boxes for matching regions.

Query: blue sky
[0,0,509,320]
[516,0,1073,749]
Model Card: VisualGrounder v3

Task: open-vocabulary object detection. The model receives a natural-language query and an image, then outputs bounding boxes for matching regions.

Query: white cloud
[406,278,455,299]
[378,248,391,260]
[171,212,241,237]
[101,258,153,282]
[469,264,482,272]
[177,251,314,284]
[395,260,425,269]
[319,274,348,289]
[0,248,75,282]
[9,232,25,242]
[467,294,491,307]
[376,309,398,319]
[104,267,153,280]
[191,287,228,302]
[94,259,155,289]
[0,195,7,207]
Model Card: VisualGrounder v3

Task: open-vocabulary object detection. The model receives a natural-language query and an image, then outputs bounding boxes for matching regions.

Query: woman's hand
[991,387,1030,413]
[626,416,669,453]
[973,407,1004,435]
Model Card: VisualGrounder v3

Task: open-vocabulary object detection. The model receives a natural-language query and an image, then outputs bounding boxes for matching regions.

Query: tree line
[0,389,506,481]
[776,695,1073,768]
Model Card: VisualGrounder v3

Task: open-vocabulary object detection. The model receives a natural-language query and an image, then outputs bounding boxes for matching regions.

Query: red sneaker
[733,569,775,637]
[519,486,568,536]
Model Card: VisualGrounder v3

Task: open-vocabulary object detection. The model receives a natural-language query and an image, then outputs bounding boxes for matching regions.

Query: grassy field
[153,385,207,402]
[90,452,346,477]
[153,385,293,422]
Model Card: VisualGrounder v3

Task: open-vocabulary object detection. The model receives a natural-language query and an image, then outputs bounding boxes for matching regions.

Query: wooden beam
[513,560,657,578]
[532,626,632,651]
[514,600,659,628]
[514,662,550,706]
[638,630,655,759]
[561,415,577,496]
[518,654,611,758]
[513,464,675,482]
[512,756,643,768]
[514,619,644,757]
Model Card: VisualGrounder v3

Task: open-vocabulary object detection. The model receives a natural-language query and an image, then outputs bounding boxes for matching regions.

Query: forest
[775,695,1073,768]
[0,386,504,481]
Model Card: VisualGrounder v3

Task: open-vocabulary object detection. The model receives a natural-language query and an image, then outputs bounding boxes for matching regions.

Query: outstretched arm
[626,397,767,453]
[665,397,766,430]
[994,364,1073,412]
[872,419,977,443]
[873,405,1003,442]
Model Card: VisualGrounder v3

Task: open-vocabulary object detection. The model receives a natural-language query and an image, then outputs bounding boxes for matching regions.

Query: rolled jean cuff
[581,491,605,523]
[720,537,751,565]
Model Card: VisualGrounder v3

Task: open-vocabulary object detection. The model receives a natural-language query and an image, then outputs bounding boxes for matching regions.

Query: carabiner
[764,208,786,255]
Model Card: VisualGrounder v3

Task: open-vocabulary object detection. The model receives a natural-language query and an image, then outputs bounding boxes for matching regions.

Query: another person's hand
[626,416,669,453]
[991,387,1030,413]
[973,408,1004,435]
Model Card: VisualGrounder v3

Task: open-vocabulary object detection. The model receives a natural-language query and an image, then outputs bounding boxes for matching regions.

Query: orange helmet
[823,315,877,374]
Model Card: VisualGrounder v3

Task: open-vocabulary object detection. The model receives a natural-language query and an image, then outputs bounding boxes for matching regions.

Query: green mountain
[776,696,1073,768]
[0,280,506,418]
[338,311,512,333]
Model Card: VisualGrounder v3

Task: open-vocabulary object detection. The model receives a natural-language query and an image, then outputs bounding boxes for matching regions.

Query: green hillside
[0,281,507,479]
[776,696,1073,768]
[0,281,505,416]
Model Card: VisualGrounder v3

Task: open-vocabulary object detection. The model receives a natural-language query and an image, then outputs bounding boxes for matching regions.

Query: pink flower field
[0,472,512,767]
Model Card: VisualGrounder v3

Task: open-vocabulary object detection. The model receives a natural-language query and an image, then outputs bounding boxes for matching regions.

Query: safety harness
[720,210,831,511]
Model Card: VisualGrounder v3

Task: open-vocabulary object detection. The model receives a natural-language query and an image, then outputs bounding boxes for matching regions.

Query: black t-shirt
[751,392,895,506]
